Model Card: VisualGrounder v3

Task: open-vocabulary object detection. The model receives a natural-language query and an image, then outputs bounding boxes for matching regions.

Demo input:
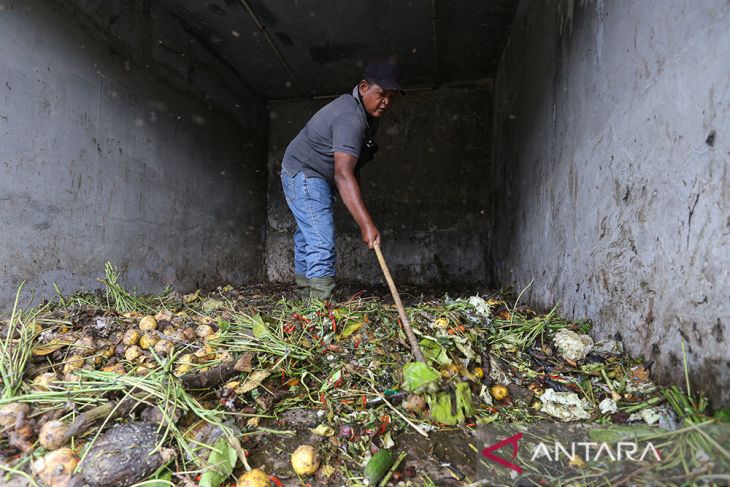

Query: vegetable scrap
[0,263,727,486]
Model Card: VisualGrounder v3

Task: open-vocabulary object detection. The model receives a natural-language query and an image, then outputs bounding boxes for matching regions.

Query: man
[280,60,401,299]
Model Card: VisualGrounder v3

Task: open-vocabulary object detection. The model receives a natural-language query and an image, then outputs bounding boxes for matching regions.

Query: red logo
[481,432,523,474]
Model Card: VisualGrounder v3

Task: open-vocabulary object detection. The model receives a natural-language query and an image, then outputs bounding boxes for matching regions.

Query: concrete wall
[491,0,729,404]
[0,1,268,307]
[266,84,492,287]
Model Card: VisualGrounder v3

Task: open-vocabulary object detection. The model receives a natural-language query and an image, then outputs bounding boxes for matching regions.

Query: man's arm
[334,151,380,248]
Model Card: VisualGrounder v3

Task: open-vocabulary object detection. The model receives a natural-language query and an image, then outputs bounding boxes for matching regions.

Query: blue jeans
[280,171,336,278]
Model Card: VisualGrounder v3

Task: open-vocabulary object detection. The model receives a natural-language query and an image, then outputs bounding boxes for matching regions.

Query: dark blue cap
[363,60,403,92]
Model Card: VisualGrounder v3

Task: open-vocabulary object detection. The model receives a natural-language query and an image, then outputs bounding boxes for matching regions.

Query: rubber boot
[295,275,311,300]
[309,276,336,301]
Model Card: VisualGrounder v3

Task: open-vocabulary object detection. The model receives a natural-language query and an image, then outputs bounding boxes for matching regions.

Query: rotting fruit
[237,468,271,487]
[291,444,320,476]
[490,384,509,401]
[139,315,158,331]
[38,420,69,450]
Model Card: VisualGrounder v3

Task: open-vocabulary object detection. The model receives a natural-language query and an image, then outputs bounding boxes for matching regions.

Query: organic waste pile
[0,264,727,487]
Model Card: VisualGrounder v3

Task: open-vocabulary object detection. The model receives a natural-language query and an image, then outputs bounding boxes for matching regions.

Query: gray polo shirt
[282,86,374,186]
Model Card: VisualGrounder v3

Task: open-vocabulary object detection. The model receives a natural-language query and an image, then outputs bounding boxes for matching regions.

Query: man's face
[359,80,397,118]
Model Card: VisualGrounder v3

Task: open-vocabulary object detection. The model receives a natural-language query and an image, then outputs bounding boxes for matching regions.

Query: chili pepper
[269,475,284,487]
[377,414,391,434]
[329,313,337,333]
[447,325,466,334]
[333,377,344,388]
[292,312,310,323]
[361,394,367,408]
[283,323,296,334]
[354,337,361,349]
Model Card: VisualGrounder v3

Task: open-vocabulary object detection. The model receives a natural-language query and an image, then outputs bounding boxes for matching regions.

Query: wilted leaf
[32,340,69,356]
[234,351,255,373]
[251,315,269,339]
[452,336,476,360]
[419,338,452,366]
[382,430,395,449]
[467,295,491,317]
[143,468,173,487]
[184,290,201,303]
[310,424,334,437]
[429,382,475,425]
[320,369,342,393]
[216,318,231,332]
[201,298,225,314]
[234,370,270,394]
[402,362,440,392]
[337,321,363,339]
[199,437,237,487]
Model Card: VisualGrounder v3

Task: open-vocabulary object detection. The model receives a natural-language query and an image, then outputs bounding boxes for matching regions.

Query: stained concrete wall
[491,1,729,404]
[266,84,492,287]
[0,1,268,307]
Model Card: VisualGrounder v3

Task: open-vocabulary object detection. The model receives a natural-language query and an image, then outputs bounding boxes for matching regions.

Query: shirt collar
[352,85,372,126]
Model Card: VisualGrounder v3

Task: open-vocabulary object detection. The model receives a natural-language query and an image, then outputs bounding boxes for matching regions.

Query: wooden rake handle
[373,241,426,363]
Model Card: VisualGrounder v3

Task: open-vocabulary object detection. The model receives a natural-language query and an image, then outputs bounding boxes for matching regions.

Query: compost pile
[0,265,725,487]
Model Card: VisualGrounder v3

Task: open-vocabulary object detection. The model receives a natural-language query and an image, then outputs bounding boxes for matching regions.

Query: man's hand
[361,222,381,249]
[334,151,380,249]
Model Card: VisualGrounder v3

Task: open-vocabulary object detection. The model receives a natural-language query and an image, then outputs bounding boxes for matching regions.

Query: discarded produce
[539,388,592,421]
[77,422,175,487]
[363,449,394,485]
[553,328,593,362]
[138,315,157,331]
[0,263,724,487]
[0,402,29,428]
[31,447,78,487]
[290,444,320,476]
[490,384,510,401]
[402,393,427,413]
[237,468,270,487]
[38,419,68,450]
